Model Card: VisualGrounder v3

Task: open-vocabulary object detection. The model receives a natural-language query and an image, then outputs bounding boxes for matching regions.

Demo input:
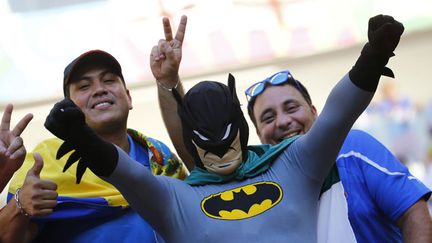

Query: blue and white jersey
[319,129,431,243]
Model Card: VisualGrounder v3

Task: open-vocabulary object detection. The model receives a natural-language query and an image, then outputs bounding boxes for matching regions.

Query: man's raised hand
[150,15,187,87]
[0,104,33,189]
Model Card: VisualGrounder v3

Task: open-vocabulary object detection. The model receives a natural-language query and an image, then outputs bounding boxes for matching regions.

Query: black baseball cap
[63,50,124,97]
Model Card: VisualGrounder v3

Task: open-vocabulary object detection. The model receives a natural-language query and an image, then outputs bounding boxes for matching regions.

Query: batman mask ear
[172,88,183,106]
[227,73,249,161]
[227,73,240,105]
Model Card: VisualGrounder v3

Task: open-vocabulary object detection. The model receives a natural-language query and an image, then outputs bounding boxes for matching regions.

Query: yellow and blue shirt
[8,129,187,242]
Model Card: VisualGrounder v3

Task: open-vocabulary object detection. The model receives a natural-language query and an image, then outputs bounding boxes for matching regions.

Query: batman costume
[44,15,404,242]
[44,74,375,242]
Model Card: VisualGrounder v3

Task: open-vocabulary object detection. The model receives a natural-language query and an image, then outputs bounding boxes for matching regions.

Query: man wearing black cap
[7,49,188,242]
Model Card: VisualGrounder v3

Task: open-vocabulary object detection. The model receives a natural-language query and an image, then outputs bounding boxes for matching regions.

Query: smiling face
[68,65,132,134]
[253,84,317,145]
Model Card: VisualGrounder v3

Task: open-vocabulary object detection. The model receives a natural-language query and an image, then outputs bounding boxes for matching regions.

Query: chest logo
[201,181,283,220]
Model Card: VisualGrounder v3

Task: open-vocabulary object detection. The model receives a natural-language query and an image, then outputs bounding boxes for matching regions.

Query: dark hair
[247,79,313,126]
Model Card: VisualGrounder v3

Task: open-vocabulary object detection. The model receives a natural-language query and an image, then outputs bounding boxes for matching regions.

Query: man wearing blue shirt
[246,69,432,242]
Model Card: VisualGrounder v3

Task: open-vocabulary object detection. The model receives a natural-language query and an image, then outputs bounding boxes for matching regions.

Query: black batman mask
[172,74,249,170]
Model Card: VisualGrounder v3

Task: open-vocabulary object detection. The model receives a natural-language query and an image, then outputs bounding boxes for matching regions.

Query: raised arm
[150,15,194,170]
[298,15,404,181]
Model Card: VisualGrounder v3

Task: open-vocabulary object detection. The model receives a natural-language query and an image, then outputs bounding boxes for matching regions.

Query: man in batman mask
[172,75,296,185]
[44,14,405,242]
[175,76,250,176]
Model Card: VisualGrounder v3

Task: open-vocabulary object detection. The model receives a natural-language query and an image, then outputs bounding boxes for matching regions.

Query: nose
[275,114,292,130]
[92,81,108,96]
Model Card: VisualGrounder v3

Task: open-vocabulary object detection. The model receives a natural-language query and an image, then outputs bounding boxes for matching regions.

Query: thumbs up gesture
[17,153,58,217]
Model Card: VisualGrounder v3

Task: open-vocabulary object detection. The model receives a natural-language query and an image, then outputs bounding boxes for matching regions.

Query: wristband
[14,188,30,217]
[156,79,179,91]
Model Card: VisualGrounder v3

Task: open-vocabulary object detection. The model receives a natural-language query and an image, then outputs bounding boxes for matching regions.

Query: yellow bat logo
[201,181,283,220]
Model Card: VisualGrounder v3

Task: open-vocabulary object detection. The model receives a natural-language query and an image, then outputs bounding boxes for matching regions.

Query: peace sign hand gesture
[150,15,187,89]
[0,104,33,189]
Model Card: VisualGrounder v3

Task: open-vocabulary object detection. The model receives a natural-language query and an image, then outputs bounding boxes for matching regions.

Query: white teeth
[94,102,111,108]
[280,132,298,141]
[286,132,297,138]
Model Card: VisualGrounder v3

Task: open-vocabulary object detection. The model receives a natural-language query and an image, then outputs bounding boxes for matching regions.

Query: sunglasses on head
[245,70,300,102]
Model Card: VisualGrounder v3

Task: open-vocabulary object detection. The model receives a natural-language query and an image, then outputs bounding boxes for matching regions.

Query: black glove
[44,98,118,184]
[349,14,404,92]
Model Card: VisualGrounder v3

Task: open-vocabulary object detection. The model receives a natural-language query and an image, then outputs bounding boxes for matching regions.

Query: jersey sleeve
[339,130,431,221]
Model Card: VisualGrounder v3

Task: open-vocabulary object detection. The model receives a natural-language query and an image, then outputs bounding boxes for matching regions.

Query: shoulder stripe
[337,151,417,181]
